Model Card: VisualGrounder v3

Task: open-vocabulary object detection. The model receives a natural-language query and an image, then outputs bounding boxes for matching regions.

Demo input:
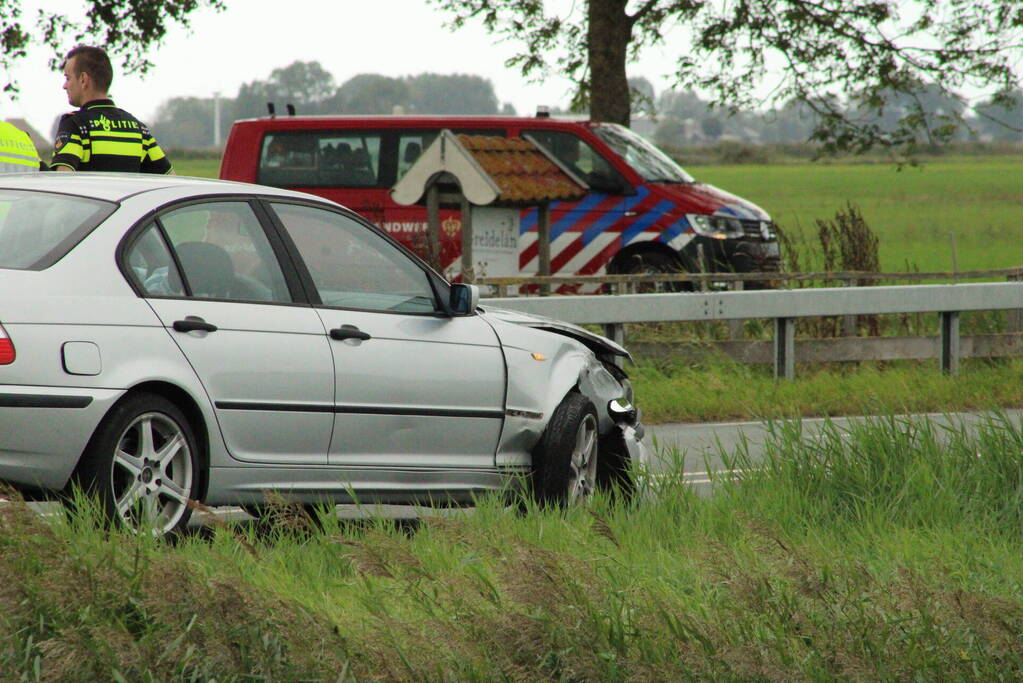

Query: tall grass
[1,413,1022,679]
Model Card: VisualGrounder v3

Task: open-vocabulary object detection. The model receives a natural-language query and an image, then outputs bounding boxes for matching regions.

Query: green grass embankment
[2,413,1022,679]
[630,356,1023,424]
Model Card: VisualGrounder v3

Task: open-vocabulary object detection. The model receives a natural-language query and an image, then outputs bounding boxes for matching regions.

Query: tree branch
[627,0,664,27]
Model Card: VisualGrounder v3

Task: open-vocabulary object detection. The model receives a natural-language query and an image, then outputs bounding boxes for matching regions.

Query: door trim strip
[215,400,504,419]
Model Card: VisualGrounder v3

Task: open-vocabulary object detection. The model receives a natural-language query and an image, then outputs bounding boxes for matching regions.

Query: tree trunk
[587,0,633,126]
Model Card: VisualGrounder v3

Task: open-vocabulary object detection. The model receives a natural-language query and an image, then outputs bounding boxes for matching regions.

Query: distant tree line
[151,60,1023,150]
[151,60,515,148]
[631,77,1023,150]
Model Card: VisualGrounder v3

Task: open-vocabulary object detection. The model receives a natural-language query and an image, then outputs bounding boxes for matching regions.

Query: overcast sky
[5,0,684,141]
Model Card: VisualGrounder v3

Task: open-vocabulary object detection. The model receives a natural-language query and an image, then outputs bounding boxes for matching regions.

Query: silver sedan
[0,173,645,534]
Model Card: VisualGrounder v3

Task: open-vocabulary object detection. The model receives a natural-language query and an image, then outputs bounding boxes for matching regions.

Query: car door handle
[329,324,371,341]
[172,316,218,333]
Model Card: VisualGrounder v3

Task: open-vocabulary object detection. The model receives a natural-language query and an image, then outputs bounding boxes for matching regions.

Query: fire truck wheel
[612,250,692,293]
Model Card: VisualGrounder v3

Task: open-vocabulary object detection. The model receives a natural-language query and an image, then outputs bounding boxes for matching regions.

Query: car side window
[270,202,438,314]
[156,202,292,303]
[125,223,185,297]
[524,129,628,193]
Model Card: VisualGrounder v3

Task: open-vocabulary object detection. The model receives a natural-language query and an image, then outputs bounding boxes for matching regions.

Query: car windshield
[592,123,695,184]
[0,190,116,270]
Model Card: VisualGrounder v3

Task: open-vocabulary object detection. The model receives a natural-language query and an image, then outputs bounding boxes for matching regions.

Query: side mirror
[449,283,479,315]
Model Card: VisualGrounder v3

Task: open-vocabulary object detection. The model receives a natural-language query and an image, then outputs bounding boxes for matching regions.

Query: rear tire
[74,393,199,536]
[531,393,599,506]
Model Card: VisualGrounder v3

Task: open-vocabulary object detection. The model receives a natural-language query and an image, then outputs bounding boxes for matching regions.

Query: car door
[265,200,506,469]
[124,199,334,465]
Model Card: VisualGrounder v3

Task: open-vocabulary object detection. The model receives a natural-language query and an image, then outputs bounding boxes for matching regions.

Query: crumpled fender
[484,315,626,467]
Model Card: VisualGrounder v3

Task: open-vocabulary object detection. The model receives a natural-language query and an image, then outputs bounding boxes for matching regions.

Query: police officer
[51,45,173,174]
[0,120,42,173]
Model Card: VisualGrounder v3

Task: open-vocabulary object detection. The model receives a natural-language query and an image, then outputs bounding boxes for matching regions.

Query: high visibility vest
[0,121,41,173]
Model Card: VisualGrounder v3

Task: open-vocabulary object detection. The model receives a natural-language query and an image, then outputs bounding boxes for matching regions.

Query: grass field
[172,157,220,179]
[2,414,1021,679]
[691,155,1023,273]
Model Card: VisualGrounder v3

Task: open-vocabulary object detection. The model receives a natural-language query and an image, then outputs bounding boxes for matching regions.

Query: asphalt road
[647,409,1023,487]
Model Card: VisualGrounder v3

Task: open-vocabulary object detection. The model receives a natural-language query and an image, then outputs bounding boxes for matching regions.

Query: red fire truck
[220,113,779,289]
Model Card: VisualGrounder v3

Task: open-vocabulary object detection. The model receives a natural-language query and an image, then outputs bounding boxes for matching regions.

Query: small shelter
[390,130,587,284]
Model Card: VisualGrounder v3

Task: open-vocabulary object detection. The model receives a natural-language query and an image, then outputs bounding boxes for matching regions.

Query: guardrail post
[774,317,795,380]
[1008,274,1022,333]
[842,277,857,336]
[940,311,960,375]
[602,323,625,368]
[728,280,744,340]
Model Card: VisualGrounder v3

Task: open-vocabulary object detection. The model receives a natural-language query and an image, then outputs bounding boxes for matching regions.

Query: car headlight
[687,213,745,239]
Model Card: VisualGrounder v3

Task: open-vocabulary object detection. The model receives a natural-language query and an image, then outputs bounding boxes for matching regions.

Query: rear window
[0,190,116,270]
[256,127,509,190]
[258,131,385,188]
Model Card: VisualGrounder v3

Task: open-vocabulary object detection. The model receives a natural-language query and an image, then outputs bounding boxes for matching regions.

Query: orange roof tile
[457,134,585,204]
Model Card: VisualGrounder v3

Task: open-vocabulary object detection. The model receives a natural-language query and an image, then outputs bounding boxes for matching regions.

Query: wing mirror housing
[449,283,480,316]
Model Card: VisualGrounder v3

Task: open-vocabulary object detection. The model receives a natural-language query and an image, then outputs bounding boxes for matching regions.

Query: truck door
[521,129,634,280]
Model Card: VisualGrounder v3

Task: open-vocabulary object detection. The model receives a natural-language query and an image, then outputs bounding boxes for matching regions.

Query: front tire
[75,393,199,536]
[532,393,599,506]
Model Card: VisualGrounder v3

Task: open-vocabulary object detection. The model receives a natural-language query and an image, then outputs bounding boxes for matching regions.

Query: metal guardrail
[484,282,1023,379]
[476,266,1023,295]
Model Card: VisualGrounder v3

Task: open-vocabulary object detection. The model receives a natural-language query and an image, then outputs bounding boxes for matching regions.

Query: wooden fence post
[538,204,551,296]
[460,198,474,283]
[426,185,441,272]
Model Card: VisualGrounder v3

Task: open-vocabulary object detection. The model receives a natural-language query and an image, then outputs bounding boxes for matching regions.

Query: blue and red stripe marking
[518,186,697,279]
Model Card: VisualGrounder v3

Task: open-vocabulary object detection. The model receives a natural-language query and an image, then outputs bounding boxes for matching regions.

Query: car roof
[0,172,313,203]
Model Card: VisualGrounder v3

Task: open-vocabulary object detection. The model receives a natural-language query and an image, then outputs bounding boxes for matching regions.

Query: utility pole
[213,91,222,148]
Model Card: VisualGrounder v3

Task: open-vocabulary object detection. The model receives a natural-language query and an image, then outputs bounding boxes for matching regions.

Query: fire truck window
[397,132,437,180]
[524,129,627,194]
[395,129,506,182]
[258,132,384,188]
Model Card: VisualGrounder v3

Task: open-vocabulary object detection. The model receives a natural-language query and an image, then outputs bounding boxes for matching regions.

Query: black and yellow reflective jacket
[50,99,172,174]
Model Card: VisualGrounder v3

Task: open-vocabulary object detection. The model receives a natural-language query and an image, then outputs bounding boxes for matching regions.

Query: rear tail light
[0,324,15,364]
